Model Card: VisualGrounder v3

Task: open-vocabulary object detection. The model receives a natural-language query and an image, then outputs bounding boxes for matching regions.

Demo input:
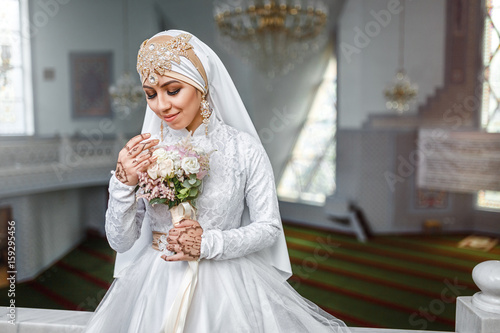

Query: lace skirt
[83,247,350,333]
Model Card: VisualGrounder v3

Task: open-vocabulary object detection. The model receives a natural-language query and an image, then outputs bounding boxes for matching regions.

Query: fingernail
[145,133,151,137]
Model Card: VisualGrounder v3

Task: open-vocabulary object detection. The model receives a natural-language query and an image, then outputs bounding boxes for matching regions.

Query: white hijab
[114,30,292,280]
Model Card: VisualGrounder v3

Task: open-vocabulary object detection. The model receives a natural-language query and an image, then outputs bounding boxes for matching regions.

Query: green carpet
[284,224,497,331]
[1,224,498,331]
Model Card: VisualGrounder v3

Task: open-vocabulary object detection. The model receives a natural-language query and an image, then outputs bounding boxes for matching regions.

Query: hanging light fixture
[109,0,144,118]
[109,72,143,118]
[214,0,329,77]
[384,0,418,113]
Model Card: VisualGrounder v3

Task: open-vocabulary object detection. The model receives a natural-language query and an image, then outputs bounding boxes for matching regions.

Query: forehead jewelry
[137,33,208,92]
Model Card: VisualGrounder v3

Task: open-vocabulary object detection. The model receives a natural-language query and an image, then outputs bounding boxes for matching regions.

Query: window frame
[0,0,34,136]
[476,0,500,211]
[277,51,337,206]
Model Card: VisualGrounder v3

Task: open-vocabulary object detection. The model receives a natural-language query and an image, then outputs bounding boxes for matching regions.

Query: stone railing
[0,135,125,198]
[456,260,500,333]
[0,306,452,333]
[0,261,498,332]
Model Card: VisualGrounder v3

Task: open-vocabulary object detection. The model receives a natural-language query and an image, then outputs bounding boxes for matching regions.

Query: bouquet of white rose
[135,135,211,332]
[136,135,211,223]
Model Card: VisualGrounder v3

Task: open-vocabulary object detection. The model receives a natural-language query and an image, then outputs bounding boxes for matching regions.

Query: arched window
[277,55,337,205]
[478,0,500,210]
[0,0,34,135]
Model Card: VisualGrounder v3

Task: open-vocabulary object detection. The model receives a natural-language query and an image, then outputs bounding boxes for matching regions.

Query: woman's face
[142,75,203,133]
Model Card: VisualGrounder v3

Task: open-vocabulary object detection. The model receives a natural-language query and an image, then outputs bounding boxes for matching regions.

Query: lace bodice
[105,117,282,260]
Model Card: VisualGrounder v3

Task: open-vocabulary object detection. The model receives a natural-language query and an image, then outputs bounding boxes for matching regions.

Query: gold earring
[200,95,211,137]
[160,120,164,143]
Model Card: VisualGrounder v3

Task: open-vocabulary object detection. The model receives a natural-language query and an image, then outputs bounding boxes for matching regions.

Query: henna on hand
[114,133,159,185]
[115,162,128,183]
[177,226,203,259]
[128,146,140,156]
[165,224,203,260]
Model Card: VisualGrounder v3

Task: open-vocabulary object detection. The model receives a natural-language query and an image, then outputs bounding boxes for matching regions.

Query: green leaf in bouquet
[188,178,197,185]
[173,178,183,188]
[183,179,192,189]
[150,197,168,206]
[189,187,198,197]
[177,188,189,201]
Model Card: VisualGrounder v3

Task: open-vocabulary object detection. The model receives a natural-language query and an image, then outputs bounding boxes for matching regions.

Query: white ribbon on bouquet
[162,202,199,333]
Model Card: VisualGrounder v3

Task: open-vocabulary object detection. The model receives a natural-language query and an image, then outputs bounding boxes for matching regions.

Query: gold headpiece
[136,33,208,91]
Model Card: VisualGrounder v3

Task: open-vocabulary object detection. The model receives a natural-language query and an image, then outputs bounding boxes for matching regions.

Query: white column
[456,260,500,333]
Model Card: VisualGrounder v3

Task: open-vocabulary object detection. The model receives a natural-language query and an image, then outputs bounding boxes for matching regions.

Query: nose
[157,93,172,113]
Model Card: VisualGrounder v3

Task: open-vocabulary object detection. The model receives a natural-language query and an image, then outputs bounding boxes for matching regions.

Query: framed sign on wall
[70,52,113,118]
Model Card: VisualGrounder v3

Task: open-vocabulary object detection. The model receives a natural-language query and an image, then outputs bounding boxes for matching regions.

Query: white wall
[30,0,158,136]
[1,190,85,282]
[337,0,446,128]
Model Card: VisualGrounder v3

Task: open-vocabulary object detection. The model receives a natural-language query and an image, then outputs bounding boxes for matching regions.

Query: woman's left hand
[162,219,203,261]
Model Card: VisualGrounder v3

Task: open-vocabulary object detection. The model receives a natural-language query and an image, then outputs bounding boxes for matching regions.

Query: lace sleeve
[105,173,146,253]
[200,135,281,260]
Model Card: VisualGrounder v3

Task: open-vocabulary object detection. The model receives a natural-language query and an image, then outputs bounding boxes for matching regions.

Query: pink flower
[197,169,208,180]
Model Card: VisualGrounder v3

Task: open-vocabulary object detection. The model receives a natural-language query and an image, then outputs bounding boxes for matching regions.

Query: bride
[84,30,350,333]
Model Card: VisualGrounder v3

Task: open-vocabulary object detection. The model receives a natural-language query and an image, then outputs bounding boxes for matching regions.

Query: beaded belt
[152,231,169,252]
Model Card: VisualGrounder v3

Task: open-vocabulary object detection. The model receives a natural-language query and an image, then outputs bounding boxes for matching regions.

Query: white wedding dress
[84,117,349,333]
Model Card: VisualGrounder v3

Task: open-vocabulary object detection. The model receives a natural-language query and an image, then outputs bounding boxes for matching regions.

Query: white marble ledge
[0,307,92,333]
[0,307,452,333]
[350,329,450,333]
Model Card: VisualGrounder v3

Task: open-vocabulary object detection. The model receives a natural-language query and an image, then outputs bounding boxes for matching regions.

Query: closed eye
[168,88,180,96]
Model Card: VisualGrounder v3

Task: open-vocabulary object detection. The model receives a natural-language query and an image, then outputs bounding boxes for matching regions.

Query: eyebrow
[142,80,180,89]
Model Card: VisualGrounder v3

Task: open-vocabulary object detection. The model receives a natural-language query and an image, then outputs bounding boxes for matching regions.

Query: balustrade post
[456,260,500,333]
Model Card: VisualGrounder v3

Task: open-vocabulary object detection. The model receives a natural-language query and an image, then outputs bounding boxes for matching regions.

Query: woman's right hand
[115,133,160,186]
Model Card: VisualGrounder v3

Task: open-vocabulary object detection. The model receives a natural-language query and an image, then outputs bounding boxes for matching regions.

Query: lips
[164,113,179,122]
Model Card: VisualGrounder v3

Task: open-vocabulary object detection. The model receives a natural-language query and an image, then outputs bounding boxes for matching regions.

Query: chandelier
[108,0,144,118]
[214,0,329,77]
[384,70,417,113]
[383,0,417,113]
[109,73,144,118]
